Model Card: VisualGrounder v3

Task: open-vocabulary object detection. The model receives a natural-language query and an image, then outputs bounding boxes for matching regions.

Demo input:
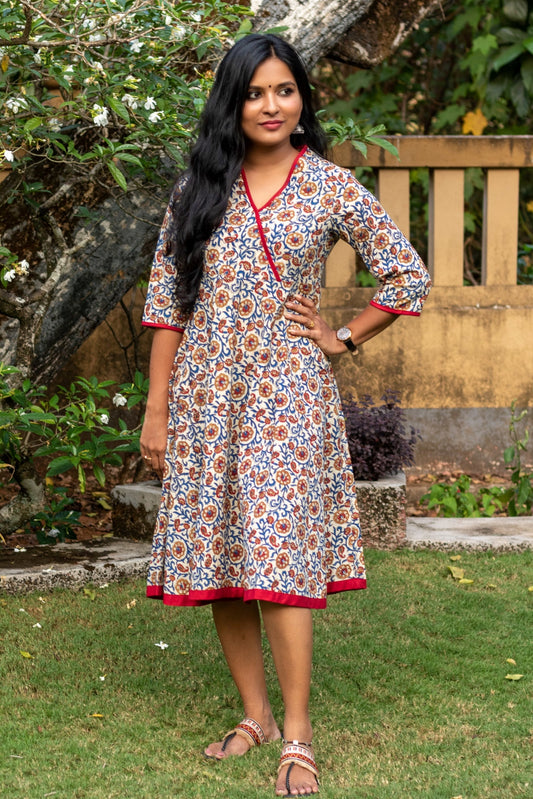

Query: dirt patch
[0,538,115,570]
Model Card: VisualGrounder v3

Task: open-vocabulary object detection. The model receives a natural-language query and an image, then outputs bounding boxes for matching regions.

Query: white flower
[154,641,169,649]
[172,25,187,40]
[48,118,61,132]
[100,413,109,425]
[112,393,127,407]
[99,675,106,681]
[130,39,143,53]
[34,50,42,65]
[121,93,138,110]
[144,96,156,110]
[4,269,16,282]
[88,33,104,43]
[82,18,96,30]
[148,111,163,123]
[92,61,104,73]
[33,623,42,629]
[165,15,172,25]
[92,104,110,127]
[47,528,60,538]
[18,259,30,274]
[6,96,28,113]
[191,12,202,22]
[126,75,139,84]
[3,149,14,162]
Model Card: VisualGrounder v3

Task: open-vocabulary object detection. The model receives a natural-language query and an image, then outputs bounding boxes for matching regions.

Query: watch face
[337,326,352,341]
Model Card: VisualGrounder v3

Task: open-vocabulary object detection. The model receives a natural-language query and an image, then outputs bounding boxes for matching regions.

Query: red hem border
[146,577,366,608]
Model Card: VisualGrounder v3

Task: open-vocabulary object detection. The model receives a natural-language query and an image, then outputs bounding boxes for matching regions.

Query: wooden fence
[323,136,533,471]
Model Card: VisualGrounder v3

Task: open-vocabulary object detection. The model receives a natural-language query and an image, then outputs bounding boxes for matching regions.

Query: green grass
[1,549,531,799]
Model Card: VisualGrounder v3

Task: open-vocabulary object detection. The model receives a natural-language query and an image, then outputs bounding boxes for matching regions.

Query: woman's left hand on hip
[284,294,347,356]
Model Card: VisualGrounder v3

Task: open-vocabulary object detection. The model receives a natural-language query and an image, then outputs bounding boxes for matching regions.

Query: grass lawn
[1,549,531,799]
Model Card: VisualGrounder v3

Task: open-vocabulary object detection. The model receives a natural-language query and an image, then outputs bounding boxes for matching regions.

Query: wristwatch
[336,326,358,353]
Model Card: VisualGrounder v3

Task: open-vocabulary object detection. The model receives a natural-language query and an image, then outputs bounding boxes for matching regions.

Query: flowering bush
[0,362,148,539]
[0,0,251,286]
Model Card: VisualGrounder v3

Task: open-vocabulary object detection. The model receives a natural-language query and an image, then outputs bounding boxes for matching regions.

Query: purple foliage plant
[342,391,420,481]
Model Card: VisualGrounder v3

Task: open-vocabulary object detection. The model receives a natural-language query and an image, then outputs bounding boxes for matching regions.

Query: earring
[293,122,304,134]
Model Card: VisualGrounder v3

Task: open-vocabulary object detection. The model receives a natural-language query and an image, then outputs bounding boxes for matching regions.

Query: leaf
[24,117,43,133]
[107,160,127,191]
[20,651,34,659]
[449,555,462,561]
[107,96,130,122]
[448,566,465,580]
[503,0,528,23]
[462,108,488,135]
[97,497,112,510]
[504,673,523,680]
[89,713,104,717]
[458,578,474,584]
[506,658,517,665]
[1,54,8,72]
[492,42,525,72]
[83,588,96,601]
[528,585,533,592]
[47,456,76,477]
[368,137,399,159]
[115,152,143,168]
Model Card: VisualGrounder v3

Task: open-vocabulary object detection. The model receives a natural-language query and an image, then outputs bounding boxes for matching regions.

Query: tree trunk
[251,0,374,66]
[0,459,46,538]
[251,0,443,67]
[0,165,170,386]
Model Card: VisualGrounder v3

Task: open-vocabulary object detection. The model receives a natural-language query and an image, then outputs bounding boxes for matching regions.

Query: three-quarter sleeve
[333,171,431,315]
[142,202,190,332]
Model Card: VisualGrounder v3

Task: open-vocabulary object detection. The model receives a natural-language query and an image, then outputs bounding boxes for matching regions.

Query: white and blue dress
[142,146,430,607]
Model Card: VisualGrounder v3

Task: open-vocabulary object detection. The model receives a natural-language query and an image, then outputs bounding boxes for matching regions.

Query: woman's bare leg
[204,599,281,758]
[260,603,318,796]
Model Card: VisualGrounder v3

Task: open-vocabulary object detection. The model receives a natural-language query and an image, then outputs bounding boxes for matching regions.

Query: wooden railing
[327,135,533,288]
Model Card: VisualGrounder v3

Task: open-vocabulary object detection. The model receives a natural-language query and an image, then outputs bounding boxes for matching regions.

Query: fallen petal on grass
[504,674,524,681]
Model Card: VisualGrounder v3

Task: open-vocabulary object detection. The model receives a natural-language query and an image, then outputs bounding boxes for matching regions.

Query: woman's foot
[204,715,281,759]
[275,741,319,796]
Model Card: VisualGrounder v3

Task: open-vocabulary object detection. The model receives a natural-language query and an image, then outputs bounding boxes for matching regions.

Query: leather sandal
[204,717,266,759]
[278,739,320,796]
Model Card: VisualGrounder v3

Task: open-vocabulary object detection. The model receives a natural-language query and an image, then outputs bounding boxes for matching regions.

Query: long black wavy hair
[168,33,328,314]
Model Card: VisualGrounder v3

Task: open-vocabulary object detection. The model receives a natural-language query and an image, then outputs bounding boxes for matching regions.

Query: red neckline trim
[241,145,307,212]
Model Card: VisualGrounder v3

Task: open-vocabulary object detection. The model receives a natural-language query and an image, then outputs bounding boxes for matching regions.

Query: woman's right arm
[139,327,182,478]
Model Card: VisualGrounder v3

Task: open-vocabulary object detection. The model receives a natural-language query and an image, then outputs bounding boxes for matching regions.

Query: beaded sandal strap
[278,741,319,780]
[222,717,266,750]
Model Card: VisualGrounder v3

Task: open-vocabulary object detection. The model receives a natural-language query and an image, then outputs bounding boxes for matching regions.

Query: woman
[140,33,430,797]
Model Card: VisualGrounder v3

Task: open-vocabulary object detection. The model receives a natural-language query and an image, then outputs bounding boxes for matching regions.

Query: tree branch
[0,1,32,46]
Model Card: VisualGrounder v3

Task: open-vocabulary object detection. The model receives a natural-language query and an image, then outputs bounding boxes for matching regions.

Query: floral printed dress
[142,146,430,608]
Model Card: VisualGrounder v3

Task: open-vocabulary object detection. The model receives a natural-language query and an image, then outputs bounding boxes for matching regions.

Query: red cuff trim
[146,576,366,608]
[369,300,420,317]
[141,321,185,332]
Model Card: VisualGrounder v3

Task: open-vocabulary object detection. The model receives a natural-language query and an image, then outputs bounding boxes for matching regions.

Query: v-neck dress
[142,146,431,608]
